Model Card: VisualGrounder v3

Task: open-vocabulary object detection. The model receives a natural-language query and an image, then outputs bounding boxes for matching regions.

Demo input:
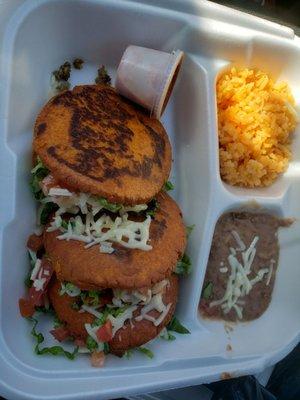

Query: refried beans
[199,212,292,322]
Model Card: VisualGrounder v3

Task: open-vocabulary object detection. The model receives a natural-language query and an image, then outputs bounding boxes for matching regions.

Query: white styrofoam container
[0,0,299,399]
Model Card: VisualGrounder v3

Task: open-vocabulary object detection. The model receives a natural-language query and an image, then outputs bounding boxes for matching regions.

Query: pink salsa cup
[115,45,184,119]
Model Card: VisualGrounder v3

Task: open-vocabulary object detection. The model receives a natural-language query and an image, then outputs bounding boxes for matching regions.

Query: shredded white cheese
[33,279,46,291]
[210,234,272,319]
[99,242,114,254]
[48,188,73,197]
[82,279,171,338]
[121,204,148,213]
[80,305,103,318]
[135,293,171,326]
[30,259,42,281]
[231,230,246,251]
[47,215,63,232]
[48,212,152,252]
[44,186,152,252]
[112,289,149,306]
[108,306,138,336]
[111,279,169,307]
[33,267,46,291]
[220,267,228,273]
[230,247,236,256]
[266,259,275,286]
[152,279,169,294]
[42,190,147,218]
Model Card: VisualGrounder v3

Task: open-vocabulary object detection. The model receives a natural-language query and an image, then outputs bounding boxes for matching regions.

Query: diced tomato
[96,320,113,342]
[28,257,53,306]
[40,174,61,196]
[19,298,35,318]
[91,351,105,368]
[27,234,44,253]
[74,338,86,347]
[50,327,70,342]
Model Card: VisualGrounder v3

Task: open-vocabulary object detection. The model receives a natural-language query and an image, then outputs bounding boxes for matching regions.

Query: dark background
[213,0,300,34]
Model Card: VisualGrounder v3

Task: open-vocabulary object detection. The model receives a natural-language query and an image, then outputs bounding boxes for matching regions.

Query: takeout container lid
[0,0,300,399]
[115,45,184,119]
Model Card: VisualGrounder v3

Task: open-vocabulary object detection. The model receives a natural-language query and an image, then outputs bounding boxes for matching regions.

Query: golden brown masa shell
[44,192,186,290]
[33,84,172,205]
[48,275,179,355]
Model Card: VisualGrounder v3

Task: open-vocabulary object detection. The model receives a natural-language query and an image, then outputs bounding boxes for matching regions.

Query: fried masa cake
[33,84,172,205]
[44,192,187,290]
[20,76,189,367]
[48,275,179,356]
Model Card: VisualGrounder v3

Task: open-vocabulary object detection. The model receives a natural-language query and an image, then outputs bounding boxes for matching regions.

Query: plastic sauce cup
[115,45,184,119]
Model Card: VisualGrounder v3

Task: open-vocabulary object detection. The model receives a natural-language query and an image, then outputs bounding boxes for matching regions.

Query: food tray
[0,0,299,399]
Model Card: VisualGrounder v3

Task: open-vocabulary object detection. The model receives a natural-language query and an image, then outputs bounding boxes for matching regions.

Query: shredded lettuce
[123,349,133,359]
[86,333,109,354]
[123,347,154,360]
[60,282,81,297]
[164,181,174,191]
[53,315,64,329]
[87,290,100,307]
[175,254,192,275]
[90,305,128,327]
[103,342,110,354]
[91,312,108,328]
[35,306,55,315]
[186,224,195,238]
[39,202,58,225]
[61,220,68,230]
[86,336,98,352]
[80,289,103,307]
[202,282,213,300]
[98,197,122,213]
[146,199,159,218]
[123,346,154,360]
[64,286,108,309]
[159,328,176,341]
[108,305,129,318]
[167,317,190,334]
[138,347,154,359]
[25,250,36,288]
[30,158,49,200]
[28,317,78,360]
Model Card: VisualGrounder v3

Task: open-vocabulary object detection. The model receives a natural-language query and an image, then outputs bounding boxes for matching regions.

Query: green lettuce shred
[98,197,122,213]
[28,317,78,360]
[175,254,192,276]
[202,282,213,300]
[123,349,133,359]
[186,224,195,238]
[137,347,154,359]
[30,157,49,200]
[167,317,190,334]
[164,181,174,191]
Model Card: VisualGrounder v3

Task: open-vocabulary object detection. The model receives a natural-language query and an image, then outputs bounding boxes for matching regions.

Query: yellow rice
[217,67,297,187]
